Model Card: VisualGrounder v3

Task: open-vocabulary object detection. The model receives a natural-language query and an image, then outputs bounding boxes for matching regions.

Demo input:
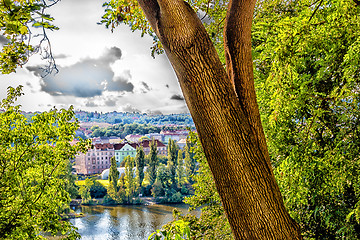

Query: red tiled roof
[94,143,114,150]
[114,142,138,150]
[113,143,125,150]
[139,139,166,148]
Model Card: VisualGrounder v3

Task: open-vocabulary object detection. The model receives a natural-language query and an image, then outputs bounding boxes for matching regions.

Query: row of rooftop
[74,130,189,175]
[90,130,190,144]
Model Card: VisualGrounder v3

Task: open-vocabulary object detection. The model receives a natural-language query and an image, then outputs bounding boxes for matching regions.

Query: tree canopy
[0,86,88,239]
[0,0,59,74]
[253,0,360,238]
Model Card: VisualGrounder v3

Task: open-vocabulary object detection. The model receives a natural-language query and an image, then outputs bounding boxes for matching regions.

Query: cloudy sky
[0,0,188,114]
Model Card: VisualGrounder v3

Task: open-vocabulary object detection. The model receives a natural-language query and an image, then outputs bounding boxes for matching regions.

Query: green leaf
[19,25,27,35]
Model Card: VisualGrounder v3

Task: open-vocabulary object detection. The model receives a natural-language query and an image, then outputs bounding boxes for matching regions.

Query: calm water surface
[70,204,195,240]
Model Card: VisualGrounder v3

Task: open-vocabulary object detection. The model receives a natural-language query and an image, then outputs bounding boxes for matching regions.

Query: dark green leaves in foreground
[253,0,360,238]
[0,86,88,239]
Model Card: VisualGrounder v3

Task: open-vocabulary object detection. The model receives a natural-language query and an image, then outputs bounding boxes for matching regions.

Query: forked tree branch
[224,0,271,169]
[224,0,257,107]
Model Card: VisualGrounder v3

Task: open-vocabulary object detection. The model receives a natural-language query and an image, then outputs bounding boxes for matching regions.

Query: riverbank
[70,196,165,207]
[61,211,85,220]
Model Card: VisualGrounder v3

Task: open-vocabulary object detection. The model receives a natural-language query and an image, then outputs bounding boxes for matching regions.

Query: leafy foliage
[135,146,145,193]
[148,217,191,240]
[108,156,119,192]
[0,0,59,74]
[183,141,196,184]
[0,86,88,239]
[124,156,139,203]
[147,139,158,186]
[167,139,178,189]
[175,150,184,188]
[100,0,163,57]
[106,156,124,204]
[79,178,94,205]
[253,0,360,238]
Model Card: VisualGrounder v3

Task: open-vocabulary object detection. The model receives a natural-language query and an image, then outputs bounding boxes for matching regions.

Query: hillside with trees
[74,111,194,126]
[89,123,193,138]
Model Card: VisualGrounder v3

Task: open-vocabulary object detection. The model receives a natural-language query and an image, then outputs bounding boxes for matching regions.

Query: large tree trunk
[137,0,302,239]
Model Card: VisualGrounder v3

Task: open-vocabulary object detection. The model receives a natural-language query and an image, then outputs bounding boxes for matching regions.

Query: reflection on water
[70,204,195,240]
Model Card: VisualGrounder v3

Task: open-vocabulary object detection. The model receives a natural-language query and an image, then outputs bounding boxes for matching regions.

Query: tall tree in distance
[124,156,137,203]
[148,139,158,186]
[175,149,184,189]
[184,141,195,183]
[135,146,145,194]
[167,139,178,189]
[108,156,119,193]
[101,0,302,238]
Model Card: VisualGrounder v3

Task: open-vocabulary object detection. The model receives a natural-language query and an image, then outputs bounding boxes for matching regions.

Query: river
[69,204,196,240]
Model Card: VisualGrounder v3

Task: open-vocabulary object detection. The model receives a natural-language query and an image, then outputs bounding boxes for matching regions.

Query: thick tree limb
[224,0,258,117]
[224,0,271,172]
[137,1,302,239]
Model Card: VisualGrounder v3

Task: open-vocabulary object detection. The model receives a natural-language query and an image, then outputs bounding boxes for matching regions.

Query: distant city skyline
[0,0,188,114]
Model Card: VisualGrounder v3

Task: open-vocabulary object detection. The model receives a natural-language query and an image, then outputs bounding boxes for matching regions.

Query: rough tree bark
[137,0,302,239]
